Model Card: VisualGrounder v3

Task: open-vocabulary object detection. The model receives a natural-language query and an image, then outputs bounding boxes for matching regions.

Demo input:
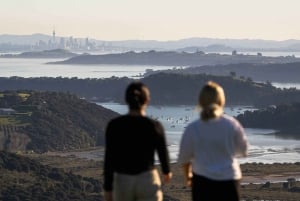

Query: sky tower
[52,29,56,44]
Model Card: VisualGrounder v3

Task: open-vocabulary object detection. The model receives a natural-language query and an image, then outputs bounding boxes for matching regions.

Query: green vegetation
[1,151,300,201]
[1,73,300,107]
[236,102,300,137]
[0,151,102,201]
[0,90,119,153]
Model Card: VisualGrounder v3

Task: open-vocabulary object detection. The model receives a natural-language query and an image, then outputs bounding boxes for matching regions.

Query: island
[1,73,300,107]
[46,50,300,66]
[236,102,300,138]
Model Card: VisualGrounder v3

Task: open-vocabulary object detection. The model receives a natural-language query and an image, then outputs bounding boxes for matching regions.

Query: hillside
[0,151,103,201]
[47,50,300,66]
[0,91,119,153]
[1,74,300,107]
[146,62,300,83]
[236,102,300,137]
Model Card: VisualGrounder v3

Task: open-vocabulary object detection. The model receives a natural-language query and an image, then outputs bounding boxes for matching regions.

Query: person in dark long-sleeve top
[103,81,172,201]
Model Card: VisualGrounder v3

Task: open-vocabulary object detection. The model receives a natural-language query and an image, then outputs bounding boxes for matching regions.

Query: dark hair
[125,82,150,110]
[199,81,225,121]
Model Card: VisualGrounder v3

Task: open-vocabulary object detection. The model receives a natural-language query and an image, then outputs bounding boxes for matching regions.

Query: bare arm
[182,162,193,187]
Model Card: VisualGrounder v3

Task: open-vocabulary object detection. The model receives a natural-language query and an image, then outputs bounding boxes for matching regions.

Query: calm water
[272,82,300,89]
[98,102,300,164]
[0,58,172,78]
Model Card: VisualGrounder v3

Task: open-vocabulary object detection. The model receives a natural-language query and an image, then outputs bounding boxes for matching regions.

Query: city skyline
[1,0,300,41]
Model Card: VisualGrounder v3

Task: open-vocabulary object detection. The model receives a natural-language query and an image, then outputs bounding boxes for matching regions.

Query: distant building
[59,37,66,49]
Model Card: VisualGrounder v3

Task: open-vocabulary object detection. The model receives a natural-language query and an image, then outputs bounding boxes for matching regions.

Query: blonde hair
[198,81,225,121]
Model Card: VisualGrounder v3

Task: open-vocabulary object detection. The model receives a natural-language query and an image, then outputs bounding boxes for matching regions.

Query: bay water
[0,58,172,79]
[98,102,300,164]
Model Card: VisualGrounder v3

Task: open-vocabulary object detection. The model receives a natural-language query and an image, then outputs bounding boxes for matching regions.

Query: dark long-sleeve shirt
[103,115,171,191]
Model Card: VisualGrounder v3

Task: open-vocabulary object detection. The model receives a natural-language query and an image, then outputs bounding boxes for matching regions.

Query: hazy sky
[1,0,300,41]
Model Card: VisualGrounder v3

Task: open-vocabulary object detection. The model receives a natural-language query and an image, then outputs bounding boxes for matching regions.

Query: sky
[1,0,300,41]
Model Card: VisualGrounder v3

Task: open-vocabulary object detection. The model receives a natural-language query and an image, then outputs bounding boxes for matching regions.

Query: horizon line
[0,33,299,42]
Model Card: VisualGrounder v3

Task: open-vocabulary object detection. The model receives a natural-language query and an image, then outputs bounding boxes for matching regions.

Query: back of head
[198,81,225,121]
[125,82,150,110]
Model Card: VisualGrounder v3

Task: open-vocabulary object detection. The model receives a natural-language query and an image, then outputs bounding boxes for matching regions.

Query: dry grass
[23,152,300,201]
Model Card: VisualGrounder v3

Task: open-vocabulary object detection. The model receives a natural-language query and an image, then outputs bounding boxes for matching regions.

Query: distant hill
[0,91,119,153]
[141,73,300,107]
[47,50,300,66]
[1,74,300,107]
[236,102,300,137]
[176,44,233,52]
[108,37,300,50]
[0,49,79,58]
[2,34,300,51]
[0,151,103,201]
[145,62,300,83]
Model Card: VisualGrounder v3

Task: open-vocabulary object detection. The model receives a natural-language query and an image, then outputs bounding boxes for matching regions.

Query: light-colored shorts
[113,169,162,201]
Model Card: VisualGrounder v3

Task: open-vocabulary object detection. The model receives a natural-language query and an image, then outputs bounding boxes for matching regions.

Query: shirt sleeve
[233,119,249,157]
[177,125,194,165]
[154,121,171,174]
[103,121,114,191]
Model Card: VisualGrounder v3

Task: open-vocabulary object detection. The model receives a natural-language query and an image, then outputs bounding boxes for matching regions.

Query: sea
[0,58,171,79]
[0,54,300,164]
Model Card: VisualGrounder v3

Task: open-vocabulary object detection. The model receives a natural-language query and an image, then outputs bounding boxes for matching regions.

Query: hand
[163,172,173,184]
[104,191,113,201]
[182,163,193,187]
[185,176,192,187]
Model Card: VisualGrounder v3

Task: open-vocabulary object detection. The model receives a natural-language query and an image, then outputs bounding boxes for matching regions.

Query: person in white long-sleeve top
[178,81,249,201]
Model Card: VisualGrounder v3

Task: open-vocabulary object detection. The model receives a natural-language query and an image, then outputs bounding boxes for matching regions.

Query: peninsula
[46,50,300,66]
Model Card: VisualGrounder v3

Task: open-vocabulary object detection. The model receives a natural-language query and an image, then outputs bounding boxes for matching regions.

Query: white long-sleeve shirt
[178,114,248,180]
